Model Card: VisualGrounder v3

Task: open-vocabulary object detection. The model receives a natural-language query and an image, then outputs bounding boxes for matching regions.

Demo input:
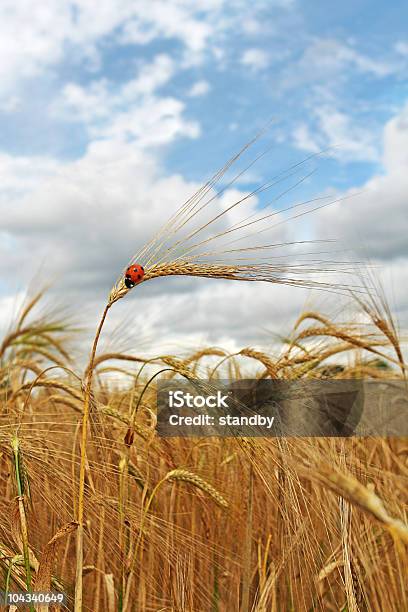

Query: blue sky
[1,0,408,349]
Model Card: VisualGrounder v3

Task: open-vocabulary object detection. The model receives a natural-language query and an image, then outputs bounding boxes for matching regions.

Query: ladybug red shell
[124,264,145,288]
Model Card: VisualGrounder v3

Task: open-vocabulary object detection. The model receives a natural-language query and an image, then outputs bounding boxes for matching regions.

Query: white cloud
[0,153,62,200]
[395,41,408,56]
[0,140,194,291]
[55,80,111,123]
[283,38,397,91]
[0,0,222,101]
[293,107,379,162]
[285,38,407,164]
[292,124,320,154]
[97,97,200,146]
[241,18,263,35]
[0,0,286,103]
[120,1,215,53]
[241,48,270,71]
[0,0,134,98]
[0,292,26,337]
[383,102,408,171]
[315,102,408,261]
[188,80,211,97]
[53,54,199,147]
[122,54,175,97]
[0,1,69,90]
[124,277,313,350]
[54,54,175,119]
[0,96,21,113]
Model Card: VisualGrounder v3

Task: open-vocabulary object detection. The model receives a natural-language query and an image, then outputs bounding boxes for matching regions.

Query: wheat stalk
[307,462,408,544]
[10,436,35,612]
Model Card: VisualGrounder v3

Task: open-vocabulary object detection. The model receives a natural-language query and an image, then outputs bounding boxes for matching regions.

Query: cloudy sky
[1,0,408,355]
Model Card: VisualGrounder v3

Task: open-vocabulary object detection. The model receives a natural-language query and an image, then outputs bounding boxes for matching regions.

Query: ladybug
[124,264,145,288]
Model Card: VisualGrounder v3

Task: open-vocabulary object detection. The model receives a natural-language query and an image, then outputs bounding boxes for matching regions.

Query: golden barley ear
[164,469,229,509]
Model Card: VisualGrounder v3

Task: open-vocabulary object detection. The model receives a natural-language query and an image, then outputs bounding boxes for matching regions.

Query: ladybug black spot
[125,277,135,288]
[141,266,144,271]
[137,274,141,280]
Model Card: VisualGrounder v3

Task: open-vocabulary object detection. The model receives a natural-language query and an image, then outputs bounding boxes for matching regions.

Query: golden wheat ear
[107,141,363,307]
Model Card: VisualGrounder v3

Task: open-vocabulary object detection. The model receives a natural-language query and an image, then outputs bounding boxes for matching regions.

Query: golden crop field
[0,283,406,611]
[3,1,408,610]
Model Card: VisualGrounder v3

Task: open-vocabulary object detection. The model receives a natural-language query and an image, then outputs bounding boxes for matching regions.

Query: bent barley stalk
[74,140,360,610]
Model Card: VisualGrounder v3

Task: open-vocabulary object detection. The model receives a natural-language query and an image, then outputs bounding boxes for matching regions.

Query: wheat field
[0,285,407,611]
